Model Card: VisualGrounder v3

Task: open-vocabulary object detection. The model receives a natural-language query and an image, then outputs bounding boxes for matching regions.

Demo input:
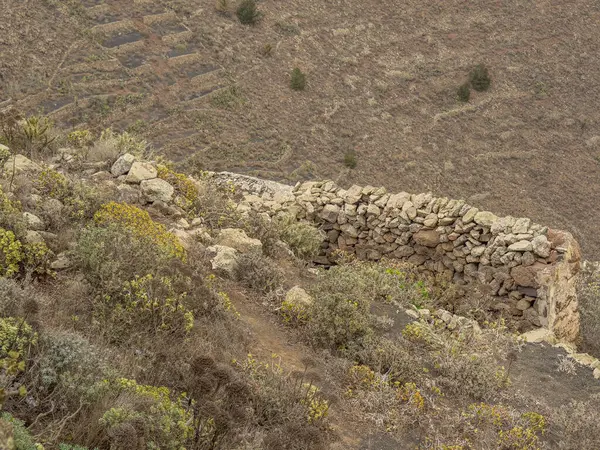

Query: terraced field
[2,0,600,259]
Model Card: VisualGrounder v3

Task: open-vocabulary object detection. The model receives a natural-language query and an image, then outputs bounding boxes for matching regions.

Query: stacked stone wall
[290,180,581,341]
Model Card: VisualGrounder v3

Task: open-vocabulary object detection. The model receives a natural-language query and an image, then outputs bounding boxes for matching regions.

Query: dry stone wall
[290,180,582,341]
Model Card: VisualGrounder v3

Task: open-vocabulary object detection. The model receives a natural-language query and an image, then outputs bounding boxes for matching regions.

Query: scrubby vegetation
[0,116,599,449]
[290,68,307,91]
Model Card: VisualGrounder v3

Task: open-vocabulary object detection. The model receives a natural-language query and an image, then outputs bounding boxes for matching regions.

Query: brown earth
[2,0,600,262]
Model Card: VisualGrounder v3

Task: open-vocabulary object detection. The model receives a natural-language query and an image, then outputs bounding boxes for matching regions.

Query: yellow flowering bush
[67,130,93,148]
[100,378,193,450]
[35,168,70,200]
[94,202,185,261]
[0,318,37,408]
[301,384,329,423]
[464,403,545,449]
[157,165,199,213]
[0,228,23,277]
[0,185,24,234]
[100,274,194,340]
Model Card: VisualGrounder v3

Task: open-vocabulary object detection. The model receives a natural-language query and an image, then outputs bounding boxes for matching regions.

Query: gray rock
[3,154,42,174]
[24,230,45,245]
[320,204,341,223]
[285,286,313,309]
[111,153,135,176]
[23,212,44,231]
[140,178,175,203]
[207,245,240,277]
[474,211,498,227]
[51,252,73,270]
[216,228,263,254]
[126,161,157,183]
[531,235,551,258]
[508,240,533,252]
[117,184,141,204]
[512,217,531,234]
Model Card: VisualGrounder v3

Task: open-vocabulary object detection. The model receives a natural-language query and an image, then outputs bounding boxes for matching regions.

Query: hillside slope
[2,0,600,259]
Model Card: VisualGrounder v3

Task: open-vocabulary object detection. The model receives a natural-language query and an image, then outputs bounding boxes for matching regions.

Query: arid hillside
[2,0,600,259]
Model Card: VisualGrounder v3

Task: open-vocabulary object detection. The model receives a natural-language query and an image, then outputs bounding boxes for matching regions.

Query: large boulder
[140,178,174,203]
[207,245,240,277]
[111,153,135,176]
[126,162,157,183]
[3,154,42,174]
[215,228,262,254]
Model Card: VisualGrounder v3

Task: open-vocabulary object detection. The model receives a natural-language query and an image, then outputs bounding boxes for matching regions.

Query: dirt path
[227,289,368,449]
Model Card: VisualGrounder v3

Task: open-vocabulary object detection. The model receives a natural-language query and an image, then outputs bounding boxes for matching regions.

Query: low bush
[469,64,491,92]
[554,393,600,449]
[457,82,471,102]
[0,318,37,408]
[75,223,174,296]
[236,0,260,25]
[0,278,37,319]
[98,274,194,344]
[93,202,186,261]
[235,253,284,294]
[276,215,323,260]
[344,150,357,169]
[0,111,57,157]
[290,68,307,91]
[86,128,147,163]
[0,185,25,237]
[0,412,40,450]
[156,164,200,214]
[99,378,193,450]
[308,292,374,355]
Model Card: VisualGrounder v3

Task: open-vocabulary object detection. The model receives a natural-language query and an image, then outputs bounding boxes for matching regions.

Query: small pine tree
[236,0,260,25]
[457,83,471,102]
[469,64,491,92]
[290,68,306,91]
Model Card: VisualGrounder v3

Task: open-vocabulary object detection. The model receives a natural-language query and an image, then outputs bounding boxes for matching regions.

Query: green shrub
[290,68,306,91]
[234,253,283,294]
[344,150,357,169]
[99,274,194,343]
[236,0,260,25]
[308,292,374,354]
[0,228,23,277]
[1,318,37,408]
[457,82,471,102]
[0,111,56,157]
[0,413,39,450]
[469,64,491,92]
[276,216,323,260]
[33,331,108,406]
[75,223,171,295]
[99,378,193,450]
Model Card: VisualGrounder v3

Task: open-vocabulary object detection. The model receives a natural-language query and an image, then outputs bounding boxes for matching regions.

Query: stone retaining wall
[290,180,582,341]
